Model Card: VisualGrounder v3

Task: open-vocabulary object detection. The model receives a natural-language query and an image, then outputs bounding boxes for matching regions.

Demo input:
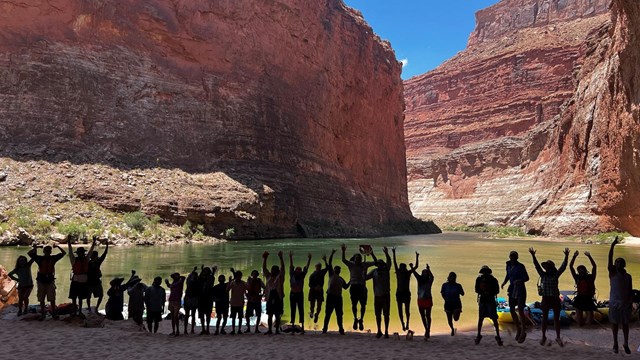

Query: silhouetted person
[500,250,529,343]
[322,250,349,334]
[166,272,185,336]
[212,273,230,335]
[530,247,569,347]
[411,254,434,339]
[569,250,597,326]
[87,239,109,313]
[366,247,392,339]
[441,272,464,336]
[263,251,285,335]
[144,276,166,333]
[341,244,376,331]
[183,267,200,334]
[105,270,140,320]
[67,238,96,316]
[127,279,147,330]
[608,237,633,354]
[289,251,311,333]
[392,248,418,331]
[197,266,215,335]
[28,244,66,320]
[474,266,502,346]
[246,270,265,333]
[8,255,34,316]
[308,260,328,324]
[227,269,248,334]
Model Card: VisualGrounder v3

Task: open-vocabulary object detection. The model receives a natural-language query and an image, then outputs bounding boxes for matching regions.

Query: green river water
[2,232,639,334]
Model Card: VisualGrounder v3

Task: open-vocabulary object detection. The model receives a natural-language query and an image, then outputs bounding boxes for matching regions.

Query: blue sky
[343,1,499,79]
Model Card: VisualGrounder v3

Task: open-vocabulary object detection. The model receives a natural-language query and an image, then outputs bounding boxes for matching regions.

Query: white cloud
[399,58,409,68]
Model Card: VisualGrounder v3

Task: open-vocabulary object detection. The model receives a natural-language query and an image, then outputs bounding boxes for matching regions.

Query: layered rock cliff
[0,0,436,239]
[406,0,640,235]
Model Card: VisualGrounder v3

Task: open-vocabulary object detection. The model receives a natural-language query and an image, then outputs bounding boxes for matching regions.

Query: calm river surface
[2,232,639,333]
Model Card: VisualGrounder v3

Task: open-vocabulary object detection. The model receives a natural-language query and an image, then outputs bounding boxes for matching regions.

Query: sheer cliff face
[0,0,419,238]
[406,0,640,236]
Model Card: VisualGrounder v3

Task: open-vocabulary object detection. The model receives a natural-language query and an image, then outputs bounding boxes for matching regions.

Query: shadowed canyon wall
[0,0,437,239]
[406,0,640,235]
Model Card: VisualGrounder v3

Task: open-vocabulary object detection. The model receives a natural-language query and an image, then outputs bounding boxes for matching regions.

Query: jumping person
[366,247,392,339]
[392,248,418,331]
[165,272,185,336]
[441,272,464,336]
[569,250,597,326]
[144,276,166,334]
[530,247,569,347]
[263,251,285,335]
[322,250,349,334]
[289,251,311,333]
[28,243,67,320]
[67,238,96,316]
[412,255,434,339]
[341,244,376,331]
[500,250,529,343]
[87,239,109,313]
[474,266,502,346]
[246,270,266,333]
[183,267,200,334]
[212,273,230,335]
[308,259,328,324]
[8,255,35,316]
[608,238,633,354]
[227,269,248,335]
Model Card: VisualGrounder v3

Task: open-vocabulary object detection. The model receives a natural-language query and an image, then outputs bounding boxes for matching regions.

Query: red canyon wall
[0,0,436,239]
[406,0,640,235]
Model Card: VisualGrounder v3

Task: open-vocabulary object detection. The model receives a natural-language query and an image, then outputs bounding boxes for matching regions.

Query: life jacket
[39,257,56,275]
[576,275,595,297]
[72,258,89,275]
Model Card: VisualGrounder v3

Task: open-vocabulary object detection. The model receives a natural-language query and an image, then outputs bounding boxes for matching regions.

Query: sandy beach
[0,305,636,360]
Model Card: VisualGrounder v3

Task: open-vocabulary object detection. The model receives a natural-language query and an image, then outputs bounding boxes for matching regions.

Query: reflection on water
[2,232,639,334]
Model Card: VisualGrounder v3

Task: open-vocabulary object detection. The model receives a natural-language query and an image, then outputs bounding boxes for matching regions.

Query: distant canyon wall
[0,0,436,239]
[406,0,640,235]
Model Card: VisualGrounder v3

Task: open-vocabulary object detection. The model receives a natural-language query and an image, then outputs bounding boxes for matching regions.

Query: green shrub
[57,219,88,240]
[224,227,235,238]
[32,219,53,235]
[181,220,193,238]
[12,206,35,229]
[123,211,148,233]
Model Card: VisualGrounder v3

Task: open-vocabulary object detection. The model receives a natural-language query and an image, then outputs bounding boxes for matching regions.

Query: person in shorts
[246,270,265,333]
[500,250,529,343]
[308,261,328,324]
[441,272,464,336]
[28,244,66,320]
[289,252,311,333]
[569,250,597,326]
[263,251,285,334]
[608,238,633,354]
[341,244,376,331]
[392,248,418,331]
[67,239,96,316]
[212,273,230,335]
[227,270,248,334]
[322,250,350,335]
[412,254,434,339]
[144,276,166,333]
[165,272,185,336]
[197,267,215,335]
[87,239,109,313]
[365,247,392,339]
[8,255,35,316]
[474,266,502,346]
[183,267,200,334]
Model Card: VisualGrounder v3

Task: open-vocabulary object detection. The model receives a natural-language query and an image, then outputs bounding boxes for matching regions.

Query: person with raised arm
[569,250,597,326]
[8,255,35,316]
[263,251,285,334]
[105,270,141,321]
[87,238,109,313]
[67,237,96,316]
[608,237,633,354]
[341,244,376,331]
[308,258,328,325]
[529,247,569,347]
[289,251,311,333]
[245,270,266,333]
[183,266,200,334]
[393,248,418,331]
[411,254,434,339]
[165,272,186,336]
[197,266,215,335]
[500,250,529,343]
[322,249,350,335]
[365,247,392,339]
[28,243,67,320]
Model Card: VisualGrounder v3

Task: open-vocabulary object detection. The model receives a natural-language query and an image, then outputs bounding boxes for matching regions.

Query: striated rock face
[406,0,640,236]
[0,0,435,239]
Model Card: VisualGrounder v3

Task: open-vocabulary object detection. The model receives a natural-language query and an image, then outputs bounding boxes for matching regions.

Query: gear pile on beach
[5,237,635,354]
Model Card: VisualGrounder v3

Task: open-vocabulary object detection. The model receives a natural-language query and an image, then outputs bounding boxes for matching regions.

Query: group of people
[5,237,635,353]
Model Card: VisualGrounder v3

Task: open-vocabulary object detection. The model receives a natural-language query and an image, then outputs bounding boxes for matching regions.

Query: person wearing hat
[67,238,96,316]
[529,247,569,347]
[500,250,529,343]
[474,265,502,346]
[28,243,67,320]
[105,270,140,321]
